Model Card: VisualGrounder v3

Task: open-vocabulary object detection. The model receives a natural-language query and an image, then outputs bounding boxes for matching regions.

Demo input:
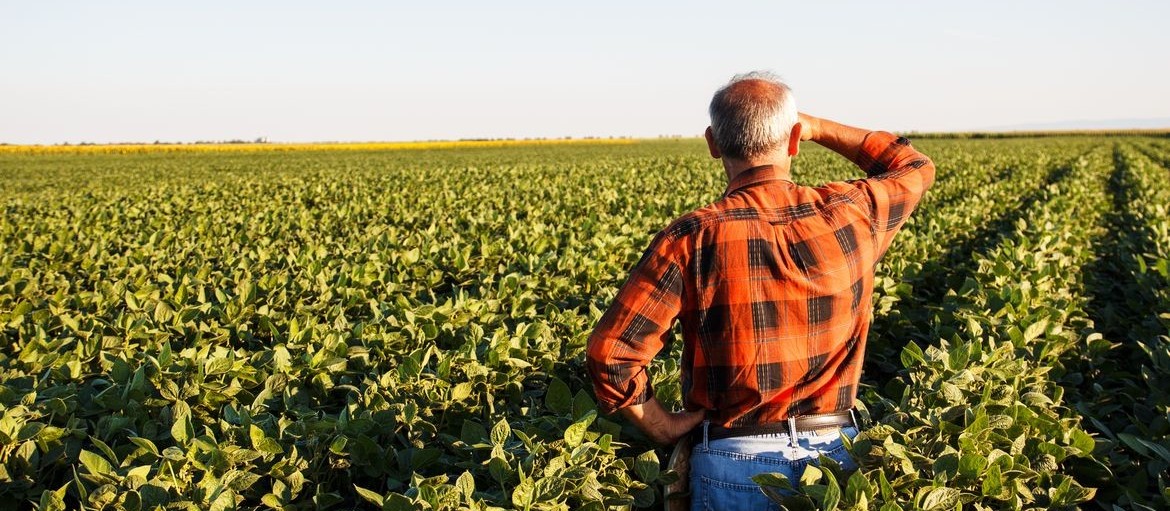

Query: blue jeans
[689,423,859,511]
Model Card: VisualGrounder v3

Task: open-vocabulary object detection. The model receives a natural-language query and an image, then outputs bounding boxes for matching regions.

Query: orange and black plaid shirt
[586,132,935,427]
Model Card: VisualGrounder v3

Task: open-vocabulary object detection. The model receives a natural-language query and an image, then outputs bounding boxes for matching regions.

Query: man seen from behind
[586,71,936,509]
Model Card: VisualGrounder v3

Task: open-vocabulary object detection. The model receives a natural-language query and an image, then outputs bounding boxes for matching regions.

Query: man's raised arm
[799,113,936,256]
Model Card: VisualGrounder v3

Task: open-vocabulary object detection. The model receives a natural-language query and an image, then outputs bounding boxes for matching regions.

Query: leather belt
[692,410,856,443]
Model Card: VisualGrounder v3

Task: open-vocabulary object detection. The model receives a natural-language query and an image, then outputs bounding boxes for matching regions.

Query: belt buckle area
[808,427,842,436]
[794,410,856,434]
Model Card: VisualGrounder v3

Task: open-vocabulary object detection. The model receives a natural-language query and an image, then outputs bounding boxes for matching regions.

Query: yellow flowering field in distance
[0,138,638,156]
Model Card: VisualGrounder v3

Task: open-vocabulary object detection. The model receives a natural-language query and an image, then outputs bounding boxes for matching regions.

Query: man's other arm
[585,232,704,445]
[799,113,936,257]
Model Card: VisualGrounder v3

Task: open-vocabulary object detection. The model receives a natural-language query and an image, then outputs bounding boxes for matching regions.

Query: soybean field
[2,137,1169,510]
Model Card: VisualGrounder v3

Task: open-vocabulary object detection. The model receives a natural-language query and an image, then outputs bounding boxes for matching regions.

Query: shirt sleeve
[586,230,685,414]
[846,131,936,258]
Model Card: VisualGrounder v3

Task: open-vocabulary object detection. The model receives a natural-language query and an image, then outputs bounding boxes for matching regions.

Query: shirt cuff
[596,378,655,415]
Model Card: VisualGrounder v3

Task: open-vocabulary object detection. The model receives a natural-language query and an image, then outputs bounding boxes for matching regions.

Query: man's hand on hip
[619,397,706,445]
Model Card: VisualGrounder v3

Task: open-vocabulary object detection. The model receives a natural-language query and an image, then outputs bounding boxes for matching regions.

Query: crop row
[1062,143,1170,510]
[864,140,1097,383]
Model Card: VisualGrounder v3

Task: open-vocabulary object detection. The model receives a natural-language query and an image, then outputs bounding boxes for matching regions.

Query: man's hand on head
[796,113,871,165]
[619,397,706,445]
[798,112,820,142]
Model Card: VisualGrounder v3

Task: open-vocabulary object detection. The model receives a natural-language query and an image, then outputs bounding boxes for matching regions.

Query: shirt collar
[724,164,792,196]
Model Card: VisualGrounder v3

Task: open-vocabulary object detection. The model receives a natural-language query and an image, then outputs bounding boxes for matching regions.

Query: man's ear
[704,127,721,159]
[788,123,802,157]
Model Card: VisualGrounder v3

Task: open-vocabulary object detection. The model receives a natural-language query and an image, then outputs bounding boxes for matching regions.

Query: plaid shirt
[586,131,935,427]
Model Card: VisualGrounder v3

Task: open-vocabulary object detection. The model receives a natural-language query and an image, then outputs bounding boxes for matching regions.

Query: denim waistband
[691,409,858,447]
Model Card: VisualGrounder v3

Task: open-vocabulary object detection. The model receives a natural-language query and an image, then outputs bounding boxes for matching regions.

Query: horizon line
[7,127,1170,148]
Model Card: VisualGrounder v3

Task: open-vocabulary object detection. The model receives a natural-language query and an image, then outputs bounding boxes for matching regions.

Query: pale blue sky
[2,1,1167,144]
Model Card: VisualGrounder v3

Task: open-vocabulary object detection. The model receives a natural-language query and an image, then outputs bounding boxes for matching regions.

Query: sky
[2,1,1168,144]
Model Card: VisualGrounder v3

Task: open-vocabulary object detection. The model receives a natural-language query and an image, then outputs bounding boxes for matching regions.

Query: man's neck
[723,156,791,183]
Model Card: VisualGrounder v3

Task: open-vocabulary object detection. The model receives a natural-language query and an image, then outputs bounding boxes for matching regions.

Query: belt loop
[787,416,798,449]
[702,420,710,450]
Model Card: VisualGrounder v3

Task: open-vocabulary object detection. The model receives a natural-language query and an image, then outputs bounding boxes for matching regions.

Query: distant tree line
[901,129,1170,139]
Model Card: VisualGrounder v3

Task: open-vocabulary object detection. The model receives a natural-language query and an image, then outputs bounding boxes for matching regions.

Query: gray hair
[708,71,798,160]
